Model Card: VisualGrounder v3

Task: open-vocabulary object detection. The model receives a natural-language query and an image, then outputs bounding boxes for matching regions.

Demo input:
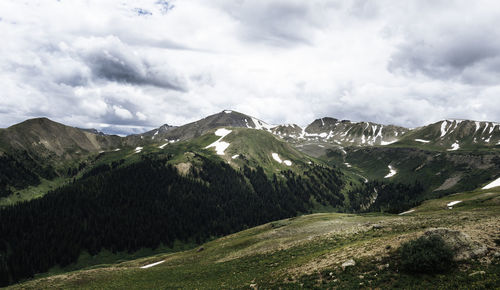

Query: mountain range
[0,110,499,287]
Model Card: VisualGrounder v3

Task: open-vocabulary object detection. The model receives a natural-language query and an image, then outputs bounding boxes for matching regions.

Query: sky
[1,0,500,135]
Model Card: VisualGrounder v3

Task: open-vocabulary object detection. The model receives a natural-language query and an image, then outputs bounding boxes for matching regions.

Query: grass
[10,187,500,289]
[0,176,68,206]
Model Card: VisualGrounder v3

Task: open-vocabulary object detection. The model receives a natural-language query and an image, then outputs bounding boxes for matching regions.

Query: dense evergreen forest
[347,180,424,213]
[0,154,345,286]
[0,151,57,198]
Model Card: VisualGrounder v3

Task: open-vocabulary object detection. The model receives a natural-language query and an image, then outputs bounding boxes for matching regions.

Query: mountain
[303,117,408,146]
[141,110,275,145]
[0,118,127,202]
[270,117,408,147]
[1,111,500,287]
[0,117,123,158]
[396,119,500,150]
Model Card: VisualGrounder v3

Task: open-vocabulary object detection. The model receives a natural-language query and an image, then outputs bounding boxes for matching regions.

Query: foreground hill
[10,186,500,289]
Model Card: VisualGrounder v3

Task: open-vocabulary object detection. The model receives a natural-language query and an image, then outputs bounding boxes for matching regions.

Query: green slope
[10,186,500,289]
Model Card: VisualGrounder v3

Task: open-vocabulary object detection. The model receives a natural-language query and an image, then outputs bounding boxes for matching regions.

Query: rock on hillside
[424,228,487,261]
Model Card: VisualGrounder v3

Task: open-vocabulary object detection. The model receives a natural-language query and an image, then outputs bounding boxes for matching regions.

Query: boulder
[424,228,487,261]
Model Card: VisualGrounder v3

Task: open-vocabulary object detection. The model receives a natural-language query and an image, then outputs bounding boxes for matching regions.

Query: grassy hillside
[323,146,500,196]
[11,186,500,289]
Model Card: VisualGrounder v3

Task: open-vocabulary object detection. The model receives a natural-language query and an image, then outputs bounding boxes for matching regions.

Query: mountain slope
[10,186,500,289]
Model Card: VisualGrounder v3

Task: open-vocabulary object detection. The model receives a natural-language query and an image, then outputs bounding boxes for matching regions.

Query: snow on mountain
[384,165,397,178]
[205,128,232,155]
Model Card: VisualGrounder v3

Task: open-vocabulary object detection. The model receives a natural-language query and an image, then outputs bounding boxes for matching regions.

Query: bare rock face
[424,228,487,261]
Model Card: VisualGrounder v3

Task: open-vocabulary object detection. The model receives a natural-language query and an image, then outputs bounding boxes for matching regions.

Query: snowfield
[272,153,292,166]
[482,177,500,189]
[398,209,415,215]
[447,201,462,207]
[134,147,143,153]
[205,128,232,155]
[384,165,397,178]
[272,152,282,163]
[140,260,165,269]
[447,200,462,209]
[415,139,430,143]
[380,140,397,145]
[447,142,460,151]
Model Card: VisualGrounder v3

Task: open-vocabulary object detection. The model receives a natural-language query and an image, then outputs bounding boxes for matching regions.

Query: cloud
[74,36,187,90]
[387,1,500,85]
[112,105,133,120]
[0,0,499,135]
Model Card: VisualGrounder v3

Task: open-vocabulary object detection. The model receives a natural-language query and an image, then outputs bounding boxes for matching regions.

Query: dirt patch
[175,162,192,175]
[434,175,462,191]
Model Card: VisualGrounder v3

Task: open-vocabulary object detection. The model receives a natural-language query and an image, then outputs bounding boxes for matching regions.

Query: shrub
[399,235,455,274]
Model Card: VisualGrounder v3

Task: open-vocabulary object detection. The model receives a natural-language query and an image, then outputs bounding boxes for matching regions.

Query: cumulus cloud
[0,0,499,135]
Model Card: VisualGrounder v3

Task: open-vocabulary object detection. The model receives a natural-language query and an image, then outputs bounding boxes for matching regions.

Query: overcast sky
[1,0,500,134]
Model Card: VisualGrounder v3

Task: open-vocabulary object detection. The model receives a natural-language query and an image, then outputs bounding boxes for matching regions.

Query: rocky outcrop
[424,228,487,261]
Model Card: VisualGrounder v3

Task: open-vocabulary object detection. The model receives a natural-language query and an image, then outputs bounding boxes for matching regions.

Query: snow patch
[134,147,143,153]
[398,209,415,215]
[344,162,352,168]
[251,117,274,131]
[158,143,168,149]
[482,177,500,189]
[447,141,459,151]
[114,148,121,151]
[223,110,232,114]
[283,160,292,166]
[232,154,239,159]
[415,139,430,143]
[205,128,232,155]
[272,153,282,163]
[440,121,448,137]
[140,260,165,269]
[474,121,481,134]
[384,165,397,178]
[447,201,462,207]
[380,140,397,145]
